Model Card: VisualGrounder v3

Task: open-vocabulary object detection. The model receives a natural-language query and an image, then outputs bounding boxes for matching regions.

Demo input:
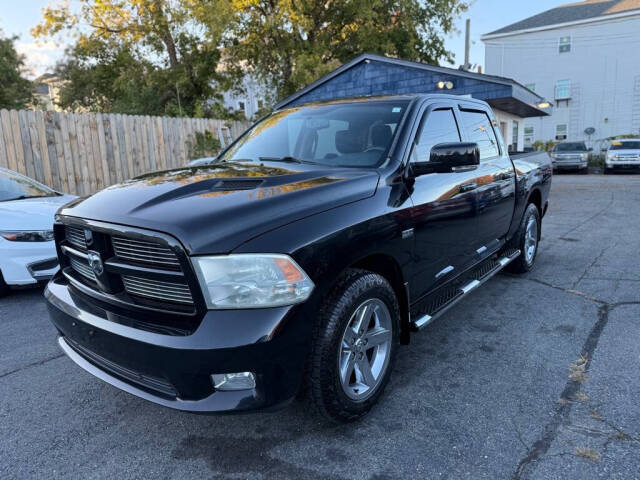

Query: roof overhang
[276,53,551,118]
[482,8,640,40]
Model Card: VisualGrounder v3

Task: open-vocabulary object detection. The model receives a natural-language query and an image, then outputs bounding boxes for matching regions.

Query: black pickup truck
[46,94,552,422]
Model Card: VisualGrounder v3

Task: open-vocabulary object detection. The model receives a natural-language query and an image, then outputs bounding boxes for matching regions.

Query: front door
[406,105,481,303]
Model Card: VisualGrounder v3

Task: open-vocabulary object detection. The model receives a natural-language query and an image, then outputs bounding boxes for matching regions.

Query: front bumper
[45,274,312,413]
[606,161,640,169]
[552,160,587,170]
[0,238,59,285]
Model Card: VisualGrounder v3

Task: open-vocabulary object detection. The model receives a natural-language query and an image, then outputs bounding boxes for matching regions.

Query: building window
[559,36,571,53]
[555,80,571,100]
[555,124,568,141]
[525,83,536,92]
[524,126,534,147]
[238,100,245,111]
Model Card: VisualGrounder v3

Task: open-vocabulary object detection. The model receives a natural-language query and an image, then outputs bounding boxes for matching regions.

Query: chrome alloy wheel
[524,216,538,264]
[338,298,392,401]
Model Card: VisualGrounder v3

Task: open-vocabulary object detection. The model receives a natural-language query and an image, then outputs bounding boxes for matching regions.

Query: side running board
[411,249,521,331]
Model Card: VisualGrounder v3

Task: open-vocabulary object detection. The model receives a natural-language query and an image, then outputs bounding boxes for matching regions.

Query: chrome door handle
[459,182,477,193]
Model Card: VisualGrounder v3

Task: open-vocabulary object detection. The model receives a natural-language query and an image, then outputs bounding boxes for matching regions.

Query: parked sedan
[605,139,640,173]
[551,141,590,173]
[0,168,76,296]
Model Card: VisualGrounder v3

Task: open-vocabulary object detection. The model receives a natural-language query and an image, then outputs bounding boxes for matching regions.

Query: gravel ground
[1,173,639,479]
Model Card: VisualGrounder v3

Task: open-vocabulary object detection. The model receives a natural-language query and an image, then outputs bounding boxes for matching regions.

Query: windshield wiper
[0,195,30,202]
[259,156,320,165]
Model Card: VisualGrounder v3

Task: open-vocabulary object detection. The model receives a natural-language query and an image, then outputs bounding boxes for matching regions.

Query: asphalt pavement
[1,173,639,479]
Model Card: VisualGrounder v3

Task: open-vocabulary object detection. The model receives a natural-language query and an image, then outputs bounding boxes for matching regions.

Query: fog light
[211,372,256,391]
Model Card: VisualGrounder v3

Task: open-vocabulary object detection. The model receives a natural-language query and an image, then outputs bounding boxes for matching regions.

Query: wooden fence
[0,109,251,196]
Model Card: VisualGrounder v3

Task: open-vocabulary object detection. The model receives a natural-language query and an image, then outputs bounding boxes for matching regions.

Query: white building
[482,0,640,150]
[221,74,269,120]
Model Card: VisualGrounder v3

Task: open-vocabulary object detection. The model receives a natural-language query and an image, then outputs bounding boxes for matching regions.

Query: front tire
[507,203,540,273]
[309,269,400,423]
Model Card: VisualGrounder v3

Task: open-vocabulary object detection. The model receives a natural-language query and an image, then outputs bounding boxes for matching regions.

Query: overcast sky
[0,0,567,79]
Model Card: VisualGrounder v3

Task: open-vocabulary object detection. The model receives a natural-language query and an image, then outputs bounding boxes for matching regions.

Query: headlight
[192,254,314,309]
[0,230,54,242]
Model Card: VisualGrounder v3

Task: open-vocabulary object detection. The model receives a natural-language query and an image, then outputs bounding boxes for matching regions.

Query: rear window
[610,141,640,150]
[554,142,586,152]
[458,110,500,160]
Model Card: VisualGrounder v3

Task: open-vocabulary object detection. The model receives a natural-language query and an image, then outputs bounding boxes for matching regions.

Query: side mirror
[411,142,480,177]
[588,147,593,152]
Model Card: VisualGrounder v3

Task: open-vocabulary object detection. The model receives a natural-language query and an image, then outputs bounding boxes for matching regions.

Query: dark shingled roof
[484,0,640,36]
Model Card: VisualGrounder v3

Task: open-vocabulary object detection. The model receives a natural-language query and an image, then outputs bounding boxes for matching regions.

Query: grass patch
[574,392,589,403]
[569,355,588,383]
[574,446,601,462]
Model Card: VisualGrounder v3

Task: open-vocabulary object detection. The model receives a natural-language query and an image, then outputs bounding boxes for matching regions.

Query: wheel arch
[527,188,542,214]
[349,253,410,345]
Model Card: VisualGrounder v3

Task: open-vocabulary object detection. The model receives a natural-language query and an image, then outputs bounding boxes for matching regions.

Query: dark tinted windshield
[610,141,640,150]
[554,142,587,152]
[0,169,56,202]
[219,100,410,168]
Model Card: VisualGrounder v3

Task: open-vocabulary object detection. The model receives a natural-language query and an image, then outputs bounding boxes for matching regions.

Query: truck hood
[0,195,76,231]
[59,162,379,253]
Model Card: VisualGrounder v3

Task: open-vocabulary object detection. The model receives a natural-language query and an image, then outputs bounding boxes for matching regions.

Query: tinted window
[555,142,586,152]
[0,169,56,202]
[459,110,500,159]
[610,141,640,150]
[219,100,410,168]
[412,109,460,162]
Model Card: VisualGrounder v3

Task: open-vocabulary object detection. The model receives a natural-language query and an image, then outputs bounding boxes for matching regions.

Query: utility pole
[464,18,471,71]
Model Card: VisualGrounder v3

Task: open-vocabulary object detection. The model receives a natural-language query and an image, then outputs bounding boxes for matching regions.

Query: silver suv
[551,142,590,173]
[605,139,640,173]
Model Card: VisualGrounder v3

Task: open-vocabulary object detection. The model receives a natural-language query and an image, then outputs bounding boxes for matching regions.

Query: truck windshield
[218,100,410,168]
[554,142,586,152]
[610,141,640,150]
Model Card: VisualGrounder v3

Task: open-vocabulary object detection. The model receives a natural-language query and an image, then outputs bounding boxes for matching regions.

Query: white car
[0,168,76,296]
[605,139,640,173]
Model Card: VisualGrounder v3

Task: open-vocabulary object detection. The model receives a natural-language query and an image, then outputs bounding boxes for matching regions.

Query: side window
[459,110,500,160]
[412,109,461,162]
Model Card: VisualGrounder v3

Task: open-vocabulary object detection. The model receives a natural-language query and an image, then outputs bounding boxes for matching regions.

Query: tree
[224,0,469,99]
[0,32,34,109]
[33,0,234,117]
[34,0,469,113]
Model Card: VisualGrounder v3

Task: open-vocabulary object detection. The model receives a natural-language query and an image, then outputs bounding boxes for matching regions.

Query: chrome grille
[122,275,193,305]
[112,237,181,270]
[69,255,96,282]
[66,226,87,250]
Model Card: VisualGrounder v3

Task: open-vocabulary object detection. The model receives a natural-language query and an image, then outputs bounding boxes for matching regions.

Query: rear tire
[309,269,400,423]
[0,271,9,297]
[507,203,540,274]
[604,167,611,175]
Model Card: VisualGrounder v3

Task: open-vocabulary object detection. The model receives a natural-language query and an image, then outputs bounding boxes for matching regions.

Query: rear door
[457,106,516,257]
[406,102,482,302]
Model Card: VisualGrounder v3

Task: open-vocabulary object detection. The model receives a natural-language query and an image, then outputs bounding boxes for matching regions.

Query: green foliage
[0,32,34,109]
[34,0,469,115]
[225,0,470,100]
[532,140,556,152]
[54,36,226,117]
[36,0,234,117]
[186,130,222,159]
